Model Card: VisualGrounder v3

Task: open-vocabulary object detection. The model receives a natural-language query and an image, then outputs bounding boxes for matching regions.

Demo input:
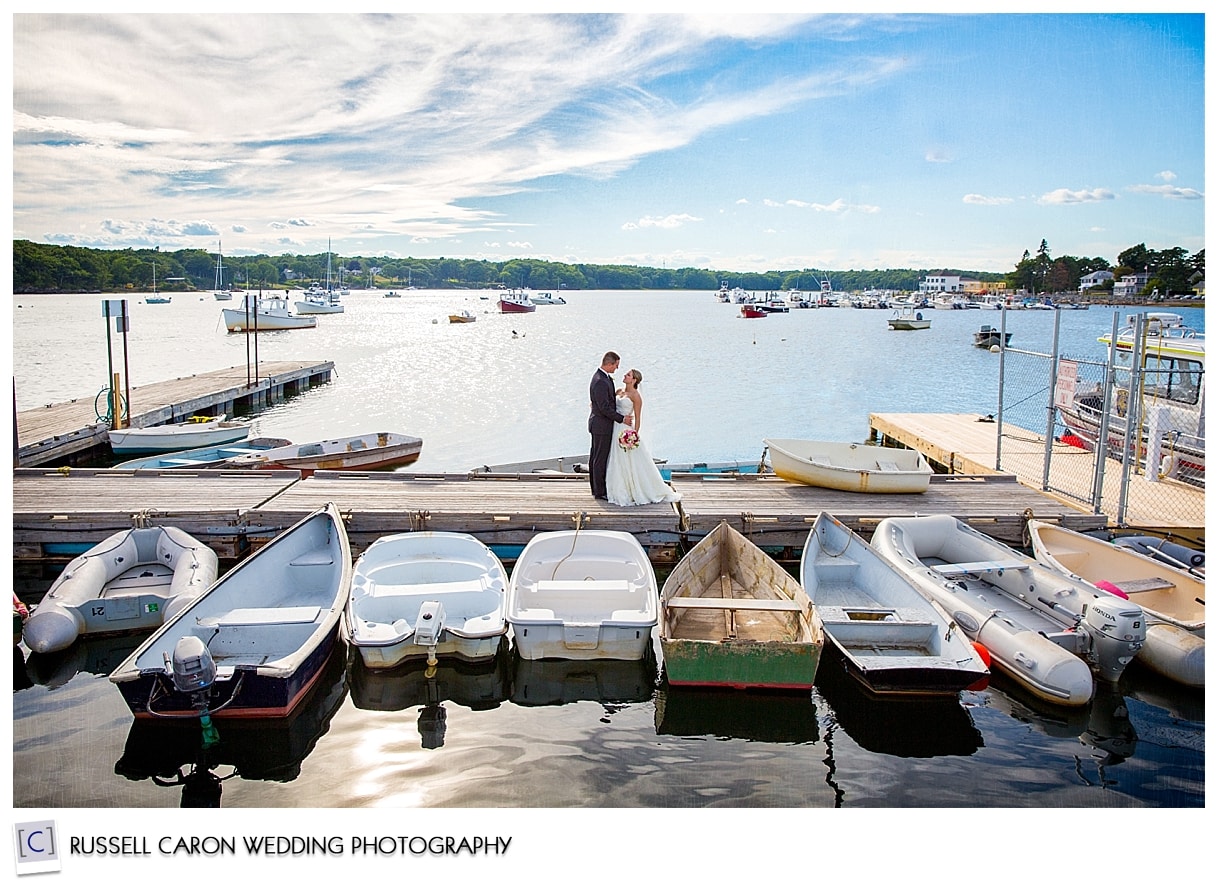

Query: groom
[588,350,632,499]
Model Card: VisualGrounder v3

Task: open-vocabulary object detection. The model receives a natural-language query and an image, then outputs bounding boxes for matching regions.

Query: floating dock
[12,468,1105,564]
[14,361,334,467]
[869,412,1205,536]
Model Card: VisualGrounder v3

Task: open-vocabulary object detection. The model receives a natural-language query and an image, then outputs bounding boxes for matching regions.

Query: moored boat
[222,295,317,331]
[23,524,218,654]
[973,325,1012,348]
[529,292,566,305]
[108,417,250,454]
[1027,519,1204,687]
[498,291,536,313]
[347,531,509,669]
[448,310,477,323]
[888,306,931,330]
[109,503,352,719]
[223,431,422,475]
[112,436,292,470]
[740,304,767,318]
[764,438,933,493]
[1056,311,1204,485]
[800,512,989,695]
[507,529,658,661]
[660,520,824,690]
[870,514,1147,706]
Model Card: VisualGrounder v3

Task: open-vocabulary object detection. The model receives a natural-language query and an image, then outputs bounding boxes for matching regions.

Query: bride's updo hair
[629,369,642,387]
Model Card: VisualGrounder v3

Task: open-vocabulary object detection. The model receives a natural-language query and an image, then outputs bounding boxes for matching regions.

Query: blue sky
[10,11,1206,273]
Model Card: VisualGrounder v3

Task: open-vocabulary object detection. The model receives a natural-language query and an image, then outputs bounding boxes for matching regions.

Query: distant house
[919,273,962,294]
[1112,271,1151,298]
[1078,270,1114,293]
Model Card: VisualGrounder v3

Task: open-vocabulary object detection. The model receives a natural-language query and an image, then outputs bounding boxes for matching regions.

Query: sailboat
[295,240,345,315]
[211,241,233,300]
[145,262,171,304]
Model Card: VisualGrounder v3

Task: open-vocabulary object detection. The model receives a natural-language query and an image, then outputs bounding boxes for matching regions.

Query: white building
[919,273,963,294]
[1112,271,1151,298]
[1078,270,1114,292]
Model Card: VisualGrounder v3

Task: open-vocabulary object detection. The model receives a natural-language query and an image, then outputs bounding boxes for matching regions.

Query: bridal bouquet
[618,428,640,451]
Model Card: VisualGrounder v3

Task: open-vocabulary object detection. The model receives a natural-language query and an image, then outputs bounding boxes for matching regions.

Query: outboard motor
[1078,595,1145,681]
[170,635,217,693]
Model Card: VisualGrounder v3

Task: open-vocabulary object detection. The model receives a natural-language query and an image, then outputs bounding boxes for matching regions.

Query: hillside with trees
[9,239,1200,297]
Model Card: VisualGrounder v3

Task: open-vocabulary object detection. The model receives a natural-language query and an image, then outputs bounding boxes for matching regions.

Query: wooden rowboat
[223,431,422,475]
[660,520,824,690]
[764,438,932,493]
[1028,520,1204,688]
[800,512,989,695]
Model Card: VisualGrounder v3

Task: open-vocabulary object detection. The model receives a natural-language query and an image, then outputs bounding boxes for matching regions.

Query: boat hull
[108,504,352,719]
[498,298,535,313]
[108,422,250,454]
[226,432,422,475]
[507,530,658,661]
[112,437,292,470]
[800,512,989,696]
[1028,520,1204,687]
[347,532,509,669]
[660,521,823,690]
[870,515,1147,706]
[22,525,218,654]
[765,438,932,493]
[222,307,317,331]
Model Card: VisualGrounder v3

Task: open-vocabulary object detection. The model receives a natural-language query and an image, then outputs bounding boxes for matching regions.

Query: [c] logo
[13,820,60,876]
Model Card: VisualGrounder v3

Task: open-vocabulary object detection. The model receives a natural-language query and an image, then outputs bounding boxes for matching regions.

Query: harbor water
[10,291,1205,818]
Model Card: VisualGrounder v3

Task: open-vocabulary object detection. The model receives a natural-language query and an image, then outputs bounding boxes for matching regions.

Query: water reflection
[24,632,146,689]
[814,652,984,758]
[113,641,348,806]
[347,642,510,750]
[510,652,657,708]
[653,685,819,744]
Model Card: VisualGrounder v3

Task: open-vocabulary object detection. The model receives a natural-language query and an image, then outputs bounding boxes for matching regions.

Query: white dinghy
[23,524,218,654]
[870,515,1147,706]
[800,512,990,695]
[347,531,509,669]
[507,530,658,661]
[764,438,932,493]
[1028,520,1204,688]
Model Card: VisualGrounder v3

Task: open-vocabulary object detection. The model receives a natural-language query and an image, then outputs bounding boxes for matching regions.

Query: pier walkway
[13,468,1105,564]
[869,412,1205,536]
[14,361,334,467]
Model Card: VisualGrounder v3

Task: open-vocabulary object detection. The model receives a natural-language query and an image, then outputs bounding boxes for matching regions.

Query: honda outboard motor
[1079,595,1145,681]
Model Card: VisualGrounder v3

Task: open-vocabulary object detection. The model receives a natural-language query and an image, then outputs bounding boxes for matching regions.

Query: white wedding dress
[605,396,681,506]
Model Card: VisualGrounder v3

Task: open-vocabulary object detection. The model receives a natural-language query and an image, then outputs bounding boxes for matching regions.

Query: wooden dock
[14,361,334,466]
[12,467,1106,564]
[869,412,1205,536]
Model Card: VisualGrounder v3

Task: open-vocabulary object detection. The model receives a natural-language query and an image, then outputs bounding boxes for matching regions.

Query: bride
[605,369,681,506]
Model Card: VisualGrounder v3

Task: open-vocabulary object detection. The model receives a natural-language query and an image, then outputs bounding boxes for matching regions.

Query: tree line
[10,238,1200,296]
[1007,239,1204,299]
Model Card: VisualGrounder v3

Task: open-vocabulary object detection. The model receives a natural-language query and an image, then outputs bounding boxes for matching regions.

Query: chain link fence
[994,309,1204,531]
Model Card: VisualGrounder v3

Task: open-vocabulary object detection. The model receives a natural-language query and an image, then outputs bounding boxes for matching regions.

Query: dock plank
[14,361,333,466]
[869,412,1204,534]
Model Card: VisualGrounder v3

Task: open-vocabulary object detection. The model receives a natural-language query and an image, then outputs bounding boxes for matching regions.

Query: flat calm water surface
[9,291,1205,818]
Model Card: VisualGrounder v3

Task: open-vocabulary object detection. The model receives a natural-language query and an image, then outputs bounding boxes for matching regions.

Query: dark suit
[588,368,623,498]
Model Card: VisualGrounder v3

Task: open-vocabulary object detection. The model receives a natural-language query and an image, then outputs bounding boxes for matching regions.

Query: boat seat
[161,457,208,466]
[664,596,802,612]
[289,549,335,566]
[875,460,901,472]
[932,560,1030,576]
[1109,577,1174,593]
[199,605,321,627]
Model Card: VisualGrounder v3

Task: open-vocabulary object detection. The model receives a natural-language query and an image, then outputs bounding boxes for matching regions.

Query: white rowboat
[765,438,932,493]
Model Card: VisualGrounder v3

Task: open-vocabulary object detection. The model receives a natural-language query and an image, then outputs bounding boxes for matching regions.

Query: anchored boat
[870,514,1147,706]
[22,524,218,654]
[1027,519,1204,687]
[347,531,509,669]
[800,512,989,695]
[660,520,824,690]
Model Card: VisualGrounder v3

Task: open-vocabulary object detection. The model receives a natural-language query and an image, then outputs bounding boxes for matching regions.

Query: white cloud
[736,198,749,205]
[781,198,879,214]
[1156,170,1177,182]
[622,214,701,230]
[1128,184,1203,200]
[962,194,1014,205]
[1036,188,1116,205]
[924,149,953,163]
